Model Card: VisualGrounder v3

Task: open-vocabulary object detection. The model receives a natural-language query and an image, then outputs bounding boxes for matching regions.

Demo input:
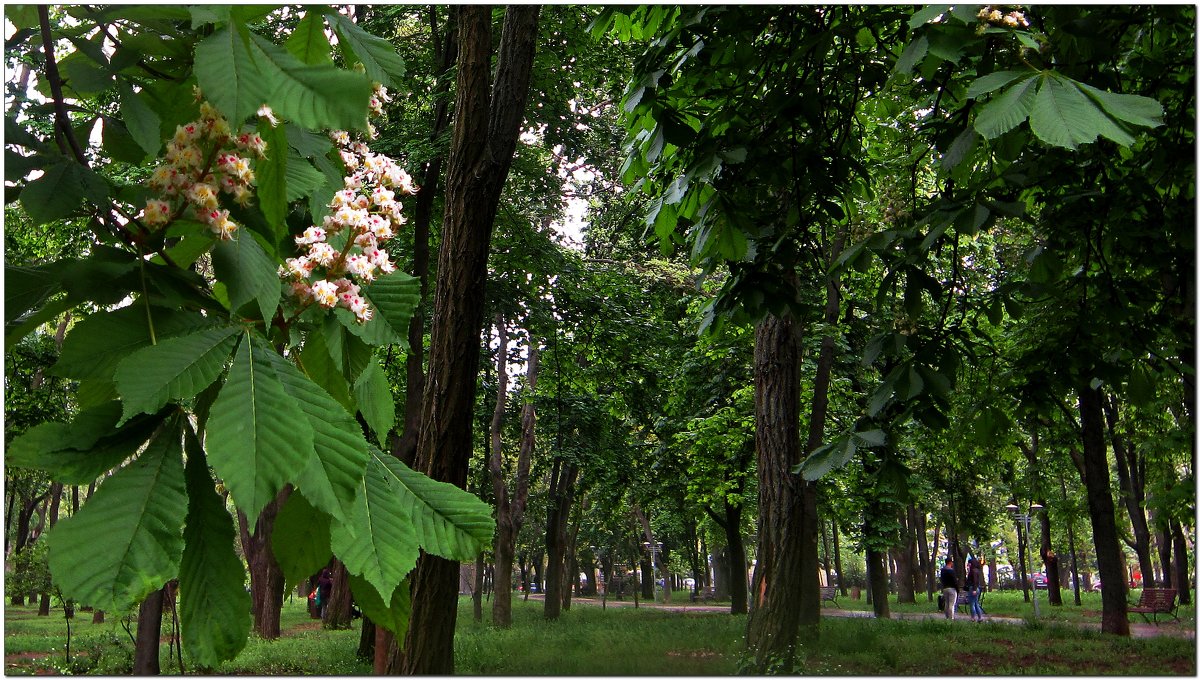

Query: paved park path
[532,595,1194,640]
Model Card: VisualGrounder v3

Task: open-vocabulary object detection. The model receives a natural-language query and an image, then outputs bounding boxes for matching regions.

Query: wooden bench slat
[1128,587,1178,624]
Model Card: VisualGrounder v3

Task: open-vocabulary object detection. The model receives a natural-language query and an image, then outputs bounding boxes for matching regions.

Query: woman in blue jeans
[965,558,985,621]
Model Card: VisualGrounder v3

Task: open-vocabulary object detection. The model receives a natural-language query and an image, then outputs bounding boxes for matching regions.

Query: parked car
[1031,573,1049,588]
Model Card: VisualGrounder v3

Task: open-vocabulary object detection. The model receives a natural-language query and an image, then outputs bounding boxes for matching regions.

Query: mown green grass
[832,588,1196,628]
[5,592,1195,675]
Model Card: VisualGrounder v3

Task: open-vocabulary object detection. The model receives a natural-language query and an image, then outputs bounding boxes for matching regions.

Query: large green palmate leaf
[1029,74,1134,149]
[285,151,326,202]
[52,305,216,382]
[255,121,290,237]
[117,81,161,157]
[973,74,1037,139]
[47,417,188,611]
[19,161,85,226]
[211,231,280,322]
[113,325,241,423]
[5,261,69,324]
[369,448,494,561]
[179,427,251,668]
[1076,81,1165,130]
[7,402,165,484]
[336,307,401,346]
[206,334,314,526]
[330,459,420,603]
[319,314,372,380]
[349,573,410,638]
[194,24,273,123]
[353,358,394,445]
[263,348,369,521]
[271,492,333,593]
[326,11,406,87]
[298,330,356,412]
[245,31,372,132]
[285,10,335,66]
[363,271,420,350]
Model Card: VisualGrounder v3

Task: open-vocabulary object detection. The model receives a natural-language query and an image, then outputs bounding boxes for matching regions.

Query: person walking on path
[965,557,985,621]
[940,557,959,620]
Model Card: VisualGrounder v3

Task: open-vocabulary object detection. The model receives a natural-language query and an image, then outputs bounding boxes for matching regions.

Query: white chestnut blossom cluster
[977,5,1029,28]
[141,95,267,240]
[281,123,416,324]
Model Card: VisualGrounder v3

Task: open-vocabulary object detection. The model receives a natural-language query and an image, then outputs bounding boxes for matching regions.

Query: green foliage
[47,417,188,612]
[179,431,252,668]
[4,7,472,664]
[206,334,314,526]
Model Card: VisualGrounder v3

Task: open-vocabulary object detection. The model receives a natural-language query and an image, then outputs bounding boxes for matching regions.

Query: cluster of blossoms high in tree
[282,86,417,324]
[142,92,266,239]
[977,5,1029,28]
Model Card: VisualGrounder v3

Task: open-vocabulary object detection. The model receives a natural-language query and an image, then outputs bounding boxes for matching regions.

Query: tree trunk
[1078,385,1130,635]
[1037,502,1063,605]
[543,458,578,620]
[358,616,375,661]
[914,509,931,600]
[820,519,833,586]
[323,560,353,629]
[472,552,485,623]
[746,311,808,672]
[562,508,582,610]
[1155,514,1173,588]
[490,328,538,628]
[391,6,457,467]
[866,546,890,618]
[832,517,846,596]
[1171,518,1191,605]
[133,587,165,675]
[639,553,654,600]
[633,505,670,604]
[395,6,540,674]
[1102,396,1156,589]
[92,609,105,624]
[237,488,290,639]
[894,508,916,604]
[1016,516,1030,602]
[1060,473,1083,605]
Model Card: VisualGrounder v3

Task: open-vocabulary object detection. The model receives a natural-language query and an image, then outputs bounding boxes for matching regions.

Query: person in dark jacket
[965,557,985,621]
[317,567,333,619]
[940,557,959,620]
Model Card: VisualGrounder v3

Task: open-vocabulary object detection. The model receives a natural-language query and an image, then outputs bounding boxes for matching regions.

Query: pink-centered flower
[311,280,338,307]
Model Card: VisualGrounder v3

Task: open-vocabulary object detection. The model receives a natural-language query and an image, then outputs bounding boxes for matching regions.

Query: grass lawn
[5,591,1195,675]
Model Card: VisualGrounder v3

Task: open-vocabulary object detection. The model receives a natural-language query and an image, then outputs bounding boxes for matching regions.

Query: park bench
[819,586,840,608]
[690,587,717,604]
[1128,587,1178,624]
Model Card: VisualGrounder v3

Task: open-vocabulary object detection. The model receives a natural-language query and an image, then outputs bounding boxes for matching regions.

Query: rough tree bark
[1171,518,1191,605]
[1102,396,1156,589]
[323,560,353,629]
[237,488,290,639]
[392,9,540,671]
[389,6,457,468]
[832,517,846,597]
[133,587,165,675]
[633,505,671,603]
[543,458,578,620]
[745,311,808,672]
[1078,385,1130,635]
[490,323,538,627]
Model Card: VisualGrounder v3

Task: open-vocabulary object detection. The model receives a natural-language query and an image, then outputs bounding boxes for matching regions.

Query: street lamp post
[1006,503,1044,617]
[643,541,663,603]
